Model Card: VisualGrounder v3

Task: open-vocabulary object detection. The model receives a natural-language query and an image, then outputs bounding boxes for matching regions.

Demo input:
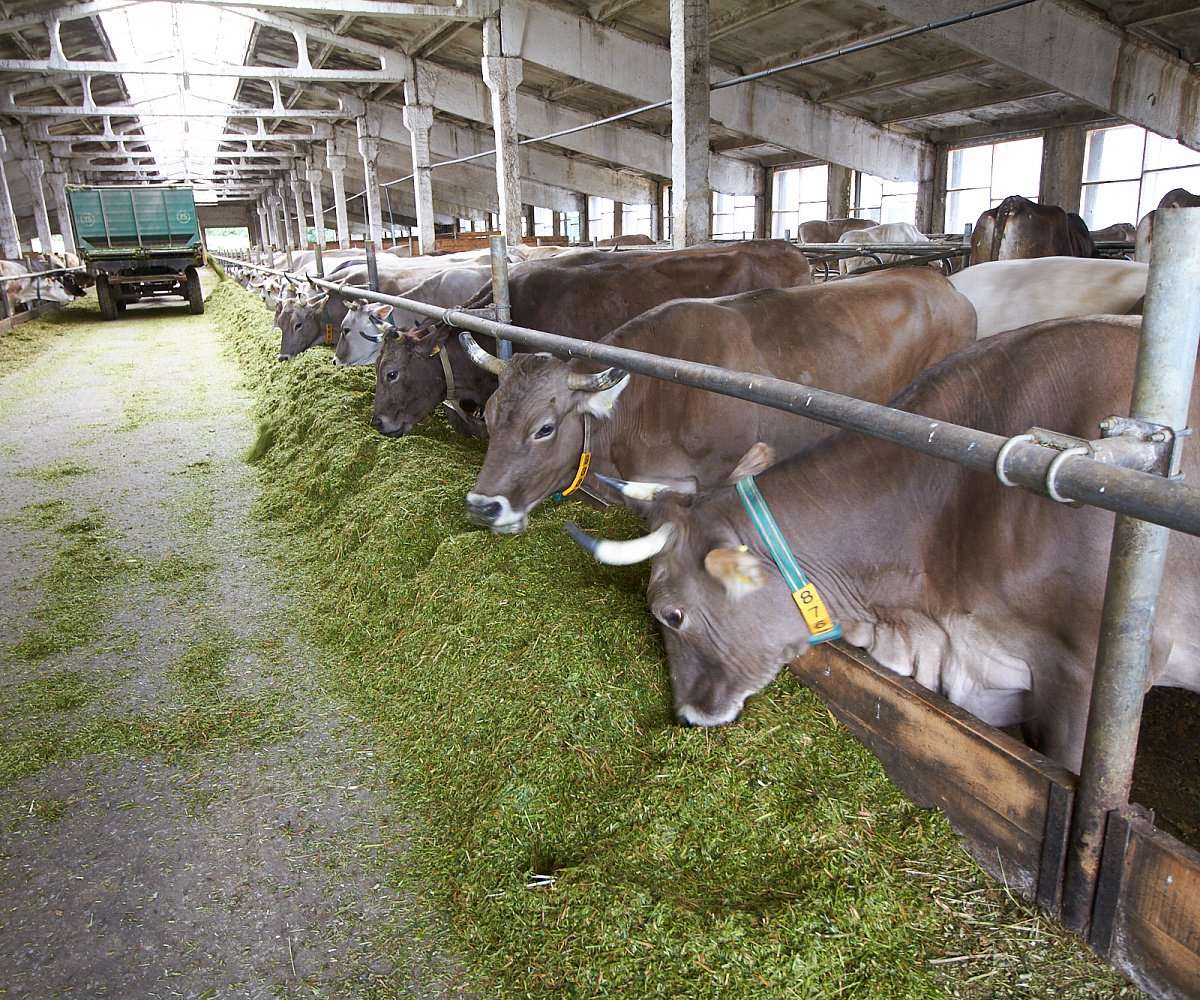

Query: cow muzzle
[465,492,527,534]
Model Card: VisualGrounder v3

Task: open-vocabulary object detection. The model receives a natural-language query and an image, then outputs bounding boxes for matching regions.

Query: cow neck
[438,338,491,433]
[733,437,943,626]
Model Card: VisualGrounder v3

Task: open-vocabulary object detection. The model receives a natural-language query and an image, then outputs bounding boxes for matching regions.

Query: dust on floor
[0,279,469,999]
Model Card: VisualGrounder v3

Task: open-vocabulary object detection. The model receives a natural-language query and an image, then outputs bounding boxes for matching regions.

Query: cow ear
[369,303,392,319]
[728,442,776,483]
[578,376,630,418]
[704,546,769,600]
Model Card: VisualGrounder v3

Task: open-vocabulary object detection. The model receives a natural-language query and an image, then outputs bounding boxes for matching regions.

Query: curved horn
[564,521,673,565]
[567,367,628,392]
[594,472,676,502]
[458,332,509,376]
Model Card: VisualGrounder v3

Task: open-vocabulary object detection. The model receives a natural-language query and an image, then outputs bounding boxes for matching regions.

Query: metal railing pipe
[1062,207,1200,932]
[210,253,1200,540]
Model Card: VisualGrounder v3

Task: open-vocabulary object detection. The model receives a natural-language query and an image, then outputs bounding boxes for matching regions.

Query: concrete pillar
[43,165,75,255]
[1040,125,1088,215]
[612,201,624,237]
[276,178,296,248]
[290,165,309,248]
[915,145,942,235]
[325,140,351,249]
[552,210,562,238]
[523,203,535,239]
[669,0,712,247]
[267,191,283,248]
[482,17,524,246]
[826,164,852,219]
[306,158,326,250]
[402,96,436,255]
[754,166,770,238]
[256,199,270,248]
[576,193,589,244]
[0,136,19,259]
[19,157,53,253]
[356,115,384,248]
[651,182,665,242]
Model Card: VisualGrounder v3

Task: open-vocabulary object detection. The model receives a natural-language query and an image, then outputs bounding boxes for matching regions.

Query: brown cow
[567,316,1200,772]
[370,240,813,437]
[1135,188,1200,262]
[798,218,875,243]
[596,233,655,247]
[970,196,1095,264]
[463,269,976,534]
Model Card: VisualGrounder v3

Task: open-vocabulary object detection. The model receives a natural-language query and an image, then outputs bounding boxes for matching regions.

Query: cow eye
[533,422,555,440]
[386,370,399,383]
[662,608,685,630]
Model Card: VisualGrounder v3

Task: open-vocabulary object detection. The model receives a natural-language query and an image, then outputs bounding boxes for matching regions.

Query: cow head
[567,445,817,727]
[19,277,75,307]
[275,291,330,361]
[336,301,394,366]
[463,334,628,534]
[371,326,492,438]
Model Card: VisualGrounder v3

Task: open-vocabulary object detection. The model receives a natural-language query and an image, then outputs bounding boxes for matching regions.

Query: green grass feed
[210,279,1130,1000]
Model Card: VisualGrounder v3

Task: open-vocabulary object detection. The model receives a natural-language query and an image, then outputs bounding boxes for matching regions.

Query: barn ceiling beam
[0,92,360,118]
[881,0,1200,149]
[495,0,929,179]
[813,55,985,104]
[173,0,495,18]
[875,81,1055,125]
[409,59,760,193]
[0,56,405,83]
[709,0,816,41]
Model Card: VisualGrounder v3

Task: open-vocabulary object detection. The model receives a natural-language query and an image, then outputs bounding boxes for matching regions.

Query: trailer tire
[185,267,204,315]
[96,275,119,321]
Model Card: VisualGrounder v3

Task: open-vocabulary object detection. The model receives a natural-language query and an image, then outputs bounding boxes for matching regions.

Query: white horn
[567,367,627,392]
[458,332,509,375]
[594,472,675,501]
[564,521,673,565]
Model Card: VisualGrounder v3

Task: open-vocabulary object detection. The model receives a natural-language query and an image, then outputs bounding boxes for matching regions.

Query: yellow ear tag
[431,345,441,355]
[792,582,837,639]
[323,322,333,345]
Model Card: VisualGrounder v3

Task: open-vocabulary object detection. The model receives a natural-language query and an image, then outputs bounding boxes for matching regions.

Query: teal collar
[735,475,842,645]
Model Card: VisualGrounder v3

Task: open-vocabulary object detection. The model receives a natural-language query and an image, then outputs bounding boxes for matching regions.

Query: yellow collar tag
[324,322,334,345]
[792,583,837,641]
[560,451,591,497]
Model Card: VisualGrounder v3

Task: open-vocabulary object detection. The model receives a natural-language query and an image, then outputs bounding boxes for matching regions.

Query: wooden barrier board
[790,641,1077,908]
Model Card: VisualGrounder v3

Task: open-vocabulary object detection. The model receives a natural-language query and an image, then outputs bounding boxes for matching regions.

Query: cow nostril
[466,498,502,521]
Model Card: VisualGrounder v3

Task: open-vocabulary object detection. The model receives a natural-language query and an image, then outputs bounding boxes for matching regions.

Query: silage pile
[209,278,1123,1000]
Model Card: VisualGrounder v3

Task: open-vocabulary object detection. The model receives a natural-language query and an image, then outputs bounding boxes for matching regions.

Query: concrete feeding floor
[0,275,468,999]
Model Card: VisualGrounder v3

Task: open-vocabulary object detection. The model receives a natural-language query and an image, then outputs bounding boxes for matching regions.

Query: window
[712,192,757,239]
[770,164,828,238]
[562,211,582,242]
[587,196,615,242]
[621,203,653,238]
[853,173,918,225]
[945,136,1042,234]
[1081,124,1200,228]
[533,206,555,237]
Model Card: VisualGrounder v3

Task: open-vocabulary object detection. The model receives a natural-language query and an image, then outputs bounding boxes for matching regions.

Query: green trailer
[67,185,206,320]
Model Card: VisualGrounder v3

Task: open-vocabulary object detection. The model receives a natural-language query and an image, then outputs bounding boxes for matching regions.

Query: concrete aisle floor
[0,276,467,999]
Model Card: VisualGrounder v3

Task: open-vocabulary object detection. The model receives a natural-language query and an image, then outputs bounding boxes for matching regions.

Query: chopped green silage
[8,509,132,662]
[0,295,97,374]
[210,279,1131,1000]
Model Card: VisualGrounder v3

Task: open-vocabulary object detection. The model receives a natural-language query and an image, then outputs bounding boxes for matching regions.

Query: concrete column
[826,164,852,219]
[754,166,770,238]
[356,116,384,248]
[19,157,53,253]
[651,182,665,242]
[256,199,270,248]
[402,97,436,255]
[325,140,351,249]
[612,201,624,237]
[276,179,296,248]
[267,191,283,248]
[552,210,562,238]
[1040,125,1088,215]
[576,193,589,244]
[42,165,74,255]
[0,136,20,259]
[915,145,942,235]
[669,0,712,247]
[482,17,524,246]
[306,159,326,250]
[523,203,536,239]
[290,165,309,247]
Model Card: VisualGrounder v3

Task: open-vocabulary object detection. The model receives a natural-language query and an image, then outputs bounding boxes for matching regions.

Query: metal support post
[19,157,53,253]
[489,234,512,358]
[357,116,384,250]
[669,0,712,247]
[482,17,524,246]
[403,79,437,255]
[0,135,22,259]
[1062,207,1200,933]
[365,237,379,292]
[326,140,351,250]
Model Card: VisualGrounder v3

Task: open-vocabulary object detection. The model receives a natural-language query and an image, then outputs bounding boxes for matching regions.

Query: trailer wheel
[185,267,204,315]
[96,275,119,321]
